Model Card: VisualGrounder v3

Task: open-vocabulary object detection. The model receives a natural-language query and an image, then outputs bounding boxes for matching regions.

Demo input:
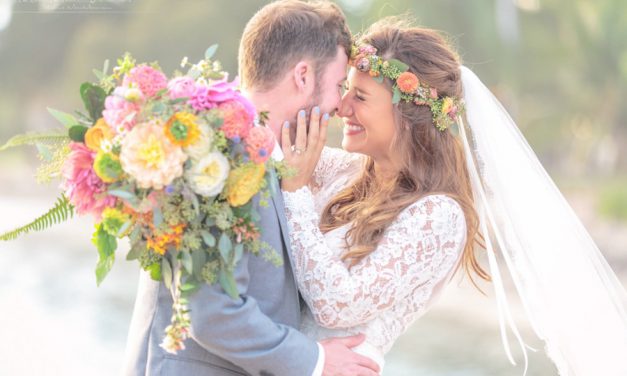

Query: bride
[279,18,627,375]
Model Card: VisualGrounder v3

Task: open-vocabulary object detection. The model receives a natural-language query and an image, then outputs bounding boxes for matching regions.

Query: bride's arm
[283,188,466,329]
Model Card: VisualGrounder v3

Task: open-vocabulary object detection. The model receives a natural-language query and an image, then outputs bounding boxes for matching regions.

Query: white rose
[184,122,214,161]
[185,152,229,197]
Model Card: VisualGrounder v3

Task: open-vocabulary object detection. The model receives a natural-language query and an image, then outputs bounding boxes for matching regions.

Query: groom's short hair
[239,0,351,91]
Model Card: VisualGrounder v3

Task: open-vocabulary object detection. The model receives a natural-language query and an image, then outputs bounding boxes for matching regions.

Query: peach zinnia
[397,72,420,94]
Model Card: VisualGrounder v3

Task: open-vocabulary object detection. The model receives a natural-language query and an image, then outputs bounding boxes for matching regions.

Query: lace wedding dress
[282,147,468,370]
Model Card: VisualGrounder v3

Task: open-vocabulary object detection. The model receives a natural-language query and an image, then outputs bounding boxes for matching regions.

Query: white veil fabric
[457,66,627,375]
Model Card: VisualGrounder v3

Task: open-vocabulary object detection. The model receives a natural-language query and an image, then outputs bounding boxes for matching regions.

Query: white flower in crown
[185,152,230,197]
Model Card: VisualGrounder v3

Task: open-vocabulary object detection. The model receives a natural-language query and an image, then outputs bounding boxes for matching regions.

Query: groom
[122,1,380,375]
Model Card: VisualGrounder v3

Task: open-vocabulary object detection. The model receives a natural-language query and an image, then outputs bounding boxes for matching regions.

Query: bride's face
[337,68,397,160]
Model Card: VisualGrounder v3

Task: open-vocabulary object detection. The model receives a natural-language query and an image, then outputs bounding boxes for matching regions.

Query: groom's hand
[320,334,380,376]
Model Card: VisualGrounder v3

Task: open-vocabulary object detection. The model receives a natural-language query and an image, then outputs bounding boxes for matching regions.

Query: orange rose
[85,118,114,152]
[397,72,420,94]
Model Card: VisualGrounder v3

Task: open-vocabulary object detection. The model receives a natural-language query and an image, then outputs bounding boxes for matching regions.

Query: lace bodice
[282,147,467,361]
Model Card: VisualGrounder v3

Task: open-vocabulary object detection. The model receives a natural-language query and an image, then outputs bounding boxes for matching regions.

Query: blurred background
[0,0,626,374]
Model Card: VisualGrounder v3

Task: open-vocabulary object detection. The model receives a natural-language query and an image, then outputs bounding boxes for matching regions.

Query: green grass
[599,178,627,222]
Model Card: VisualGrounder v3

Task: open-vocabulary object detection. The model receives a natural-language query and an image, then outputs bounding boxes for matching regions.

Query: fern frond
[0,195,75,241]
[0,131,69,152]
[36,142,71,184]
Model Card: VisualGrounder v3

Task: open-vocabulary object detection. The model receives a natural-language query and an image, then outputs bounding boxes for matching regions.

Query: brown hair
[320,17,490,285]
[238,0,352,91]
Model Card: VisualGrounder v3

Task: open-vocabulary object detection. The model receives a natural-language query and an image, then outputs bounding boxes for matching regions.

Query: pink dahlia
[167,76,196,100]
[102,95,139,132]
[245,126,275,164]
[62,142,116,219]
[122,65,168,98]
[219,100,255,142]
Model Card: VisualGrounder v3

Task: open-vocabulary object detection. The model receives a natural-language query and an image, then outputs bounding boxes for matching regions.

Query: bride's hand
[280,106,329,192]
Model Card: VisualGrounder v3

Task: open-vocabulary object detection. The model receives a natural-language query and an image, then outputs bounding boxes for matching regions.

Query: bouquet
[0,46,284,353]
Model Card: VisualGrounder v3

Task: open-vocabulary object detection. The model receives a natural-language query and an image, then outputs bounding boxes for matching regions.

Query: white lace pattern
[282,147,467,362]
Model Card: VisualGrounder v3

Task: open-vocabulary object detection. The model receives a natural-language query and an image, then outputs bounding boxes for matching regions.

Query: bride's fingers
[306,106,320,149]
[316,112,329,151]
[281,121,292,158]
[295,109,307,151]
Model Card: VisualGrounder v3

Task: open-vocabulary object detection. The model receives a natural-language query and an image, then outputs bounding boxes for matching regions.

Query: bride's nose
[337,93,353,117]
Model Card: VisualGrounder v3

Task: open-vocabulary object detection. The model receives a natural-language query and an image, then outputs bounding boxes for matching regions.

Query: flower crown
[349,43,463,132]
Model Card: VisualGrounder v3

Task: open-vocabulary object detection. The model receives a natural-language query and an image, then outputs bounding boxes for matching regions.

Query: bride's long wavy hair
[319,18,489,284]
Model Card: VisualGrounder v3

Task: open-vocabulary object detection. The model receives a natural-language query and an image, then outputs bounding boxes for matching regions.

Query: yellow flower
[225,163,266,207]
[85,118,114,152]
[101,207,132,237]
[165,112,201,147]
[441,97,454,115]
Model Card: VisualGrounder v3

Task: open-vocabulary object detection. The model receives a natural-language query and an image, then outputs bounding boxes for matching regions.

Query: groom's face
[310,46,349,117]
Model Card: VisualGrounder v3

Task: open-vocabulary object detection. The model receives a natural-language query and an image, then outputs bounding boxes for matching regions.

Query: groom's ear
[292,61,311,91]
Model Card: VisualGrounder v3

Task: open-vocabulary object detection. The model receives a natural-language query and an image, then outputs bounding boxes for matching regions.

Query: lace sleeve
[310,147,364,195]
[282,188,466,328]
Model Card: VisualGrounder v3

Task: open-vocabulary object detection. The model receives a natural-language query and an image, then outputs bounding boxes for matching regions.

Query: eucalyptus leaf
[201,230,216,247]
[117,221,132,237]
[191,249,206,279]
[47,108,78,128]
[162,257,173,290]
[181,250,193,275]
[219,269,238,299]
[388,58,409,73]
[180,282,199,293]
[126,241,145,261]
[233,243,244,265]
[374,75,384,84]
[218,233,232,262]
[205,44,219,60]
[153,206,163,228]
[107,189,138,201]
[392,86,402,104]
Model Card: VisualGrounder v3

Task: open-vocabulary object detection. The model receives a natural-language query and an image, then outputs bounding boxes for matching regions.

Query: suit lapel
[268,168,300,290]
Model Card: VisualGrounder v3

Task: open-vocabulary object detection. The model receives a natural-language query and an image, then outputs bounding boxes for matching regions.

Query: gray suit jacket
[122,178,319,376]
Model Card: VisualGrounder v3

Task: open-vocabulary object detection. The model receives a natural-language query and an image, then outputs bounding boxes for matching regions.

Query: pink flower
[219,100,255,142]
[245,126,275,164]
[167,76,196,100]
[122,65,168,98]
[102,94,139,132]
[62,142,116,219]
[189,78,255,116]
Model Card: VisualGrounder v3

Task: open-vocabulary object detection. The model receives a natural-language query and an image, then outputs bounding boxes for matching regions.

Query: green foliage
[68,125,88,142]
[47,108,79,129]
[36,141,71,184]
[92,223,118,286]
[80,82,107,122]
[599,180,627,222]
[0,131,69,152]
[0,195,74,241]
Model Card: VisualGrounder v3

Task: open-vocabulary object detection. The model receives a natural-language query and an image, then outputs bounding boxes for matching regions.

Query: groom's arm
[188,250,319,376]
